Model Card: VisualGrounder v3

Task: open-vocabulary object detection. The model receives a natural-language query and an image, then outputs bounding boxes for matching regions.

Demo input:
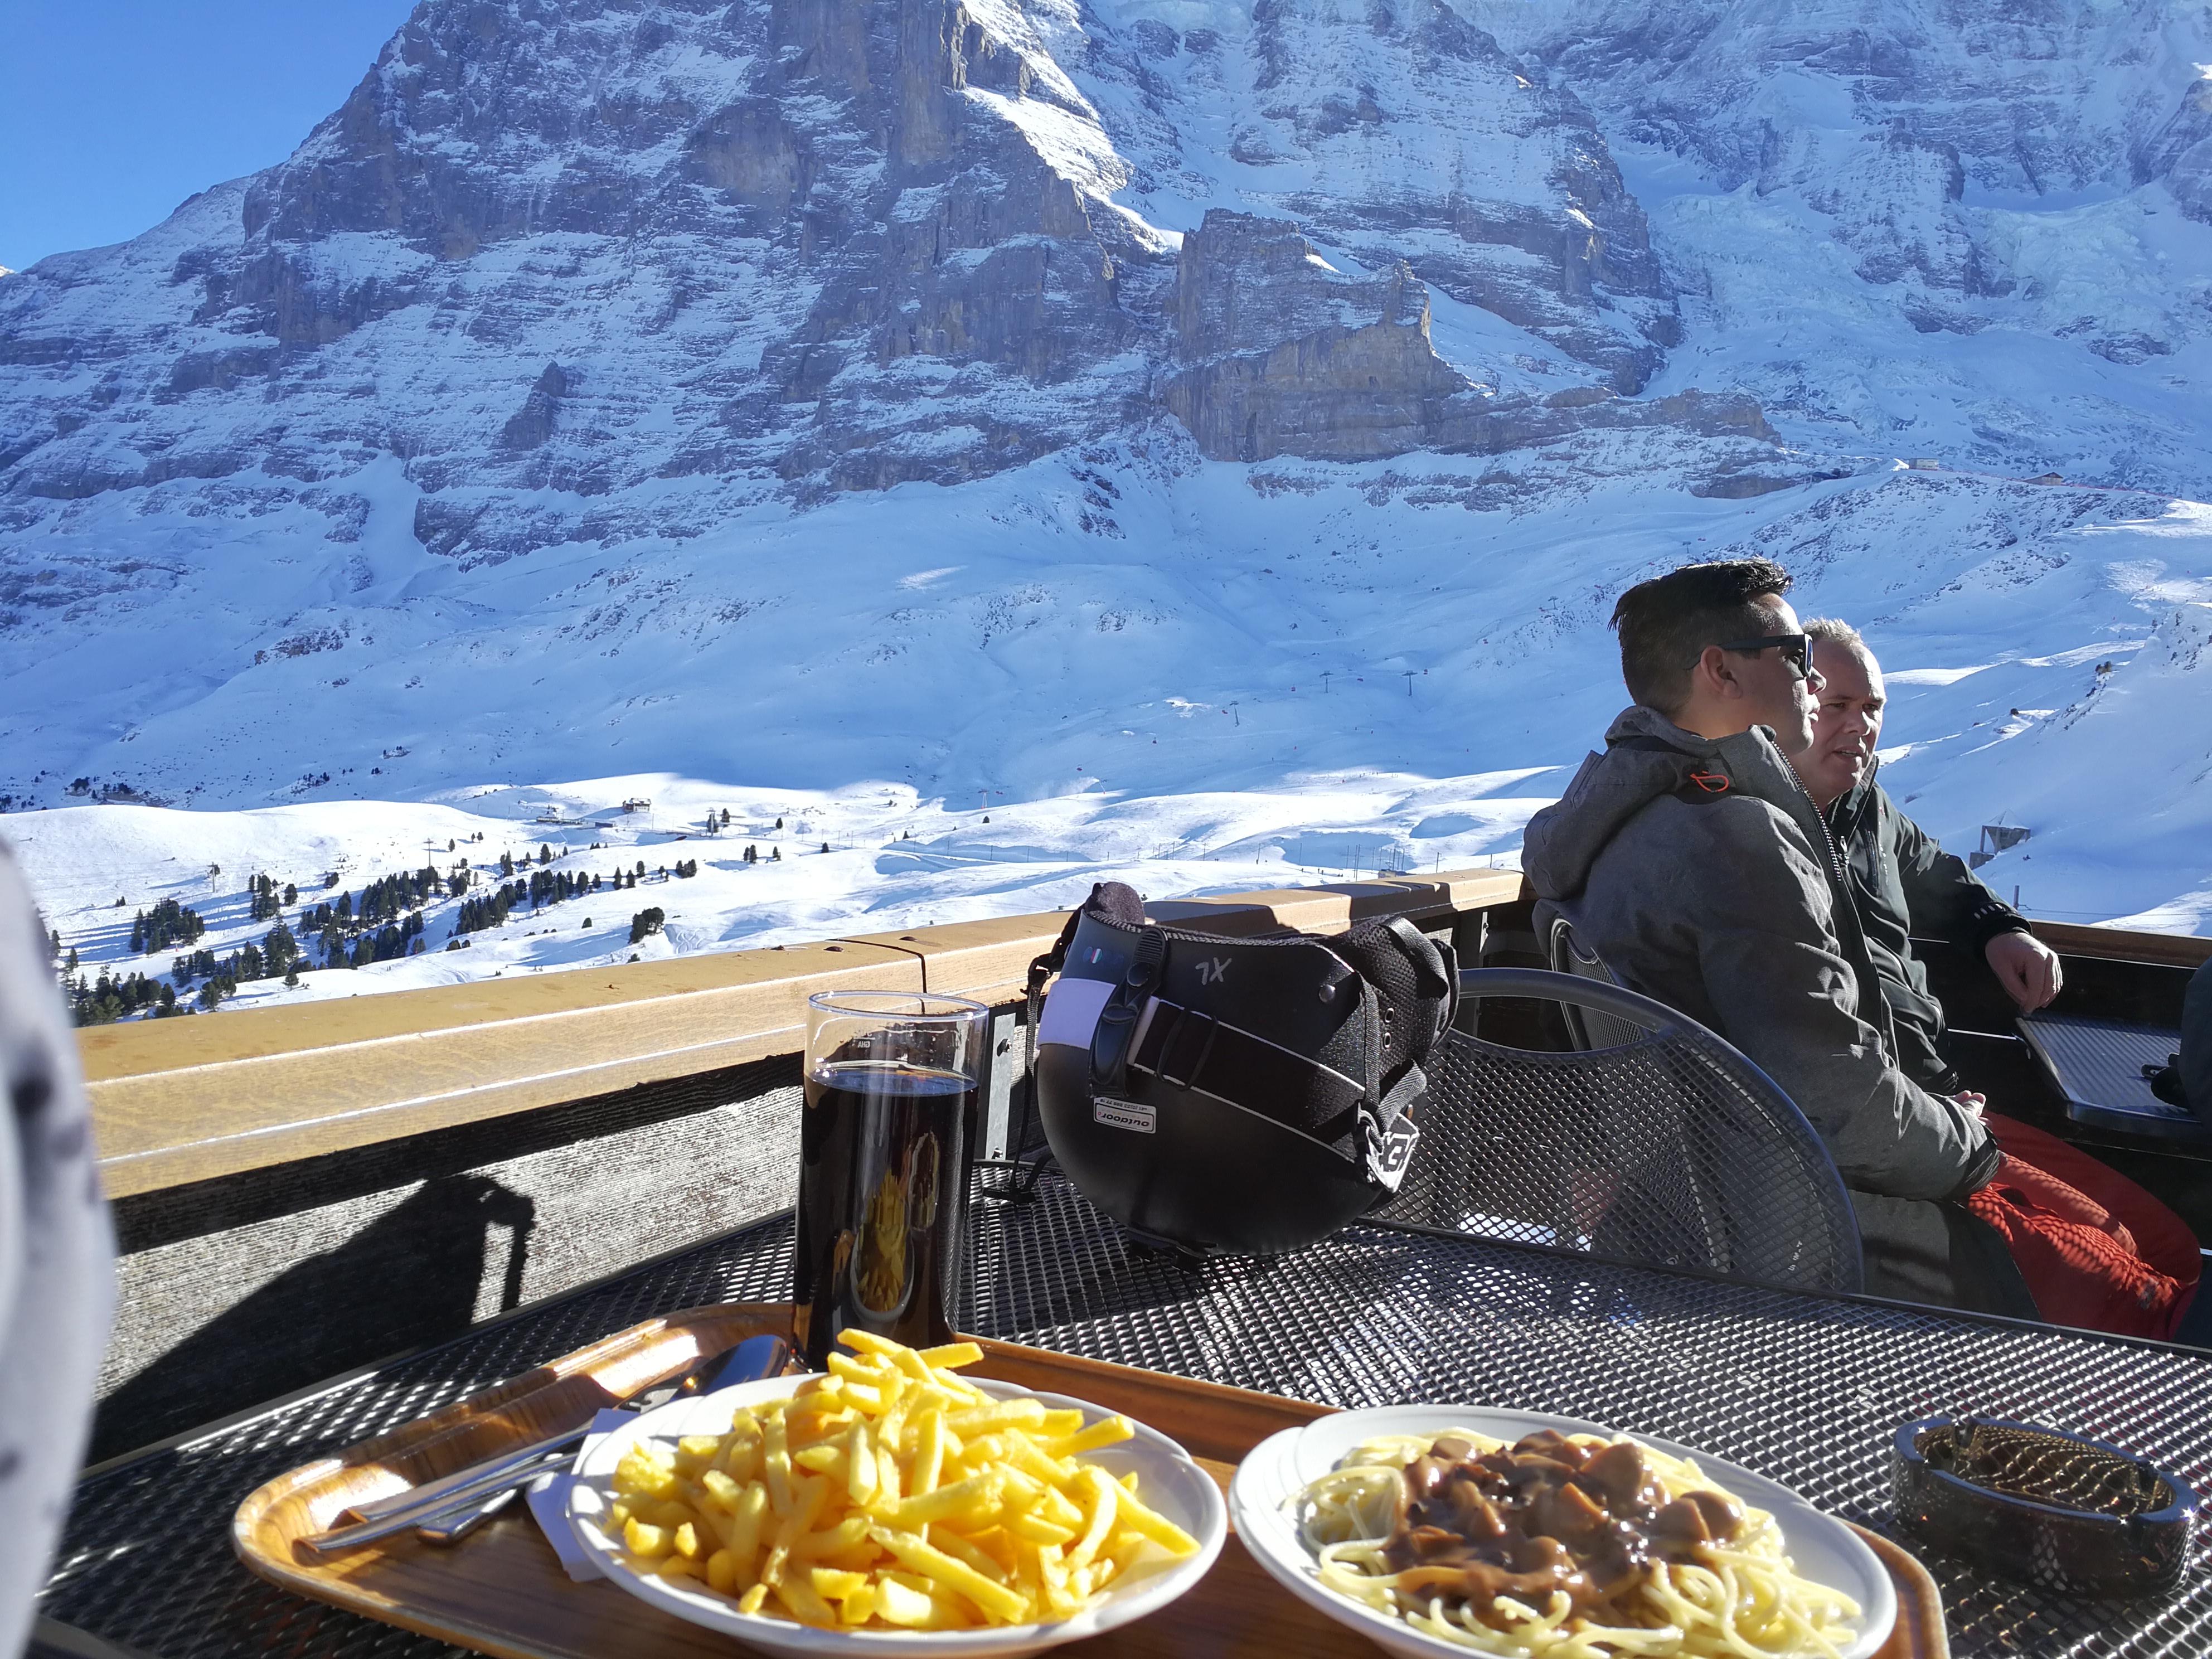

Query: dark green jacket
[1823,765,2030,1095]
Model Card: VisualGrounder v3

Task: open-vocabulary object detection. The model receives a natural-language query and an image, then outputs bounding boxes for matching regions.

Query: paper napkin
[526,1407,631,1582]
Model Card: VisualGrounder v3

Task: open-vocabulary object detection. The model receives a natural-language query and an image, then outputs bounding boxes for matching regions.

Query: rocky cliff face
[0,0,1735,570]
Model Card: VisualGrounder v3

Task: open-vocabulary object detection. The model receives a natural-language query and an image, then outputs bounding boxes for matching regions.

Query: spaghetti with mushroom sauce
[1297,1428,1861,1657]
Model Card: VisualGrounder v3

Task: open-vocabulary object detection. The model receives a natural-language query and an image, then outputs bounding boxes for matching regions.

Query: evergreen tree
[499,850,516,876]
[539,843,552,866]
[283,882,298,906]
[628,907,666,944]
[634,860,646,878]
[720,808,731,827]
[283,964,300,988]
[771,847,780,862]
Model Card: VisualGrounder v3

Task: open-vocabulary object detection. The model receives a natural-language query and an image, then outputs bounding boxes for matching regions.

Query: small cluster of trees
[740,845,781,864]
[338,912,428,969]
[455,879,532,935]
[672,859,699,878]
[629,906,667,944]
[129,896,207,954]
[65,969,178,1025]
[247,873,297,921]
[168,920,308,1010]
[353,866,449,925]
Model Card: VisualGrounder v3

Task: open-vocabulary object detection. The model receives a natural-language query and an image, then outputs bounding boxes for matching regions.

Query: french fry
[918,1341,986,1369]
[846,1419,879,1506]
[1068,1466,1119,1569]
[724,1479,768,1574]
[948,1399,1047,1437]
[884,1471,1002,1530]
[910,1411,947,1497]
[771,1572,840,1627]
[1104,1481,1200,1555]
[763,1410,795,1515]
[706,1547,739,1593]
[872,1526,1032,1624]
[930,1527,1013,1584]
[789,1515,870,1560]
[674,1434,722,1475]
[1049,1415,1135,1457]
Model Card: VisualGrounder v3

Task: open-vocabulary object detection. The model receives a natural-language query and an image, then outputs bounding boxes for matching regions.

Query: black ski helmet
[1029,881,1457,1255]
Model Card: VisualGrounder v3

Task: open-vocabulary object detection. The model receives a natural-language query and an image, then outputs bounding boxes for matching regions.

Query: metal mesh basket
[1373,967,1864,1294]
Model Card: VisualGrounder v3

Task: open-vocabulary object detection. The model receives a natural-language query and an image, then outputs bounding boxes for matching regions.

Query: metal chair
[1370,966,1865,1294]
[1543,913,1646,1050]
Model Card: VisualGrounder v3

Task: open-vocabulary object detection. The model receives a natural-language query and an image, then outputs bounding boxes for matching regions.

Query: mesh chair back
[1544,914,1647,1050]
[1371,967,1864,1294]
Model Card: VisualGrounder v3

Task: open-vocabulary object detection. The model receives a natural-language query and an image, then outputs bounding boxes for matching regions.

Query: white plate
[567,1374,1227,1657]
[1229,1404,1895,1659]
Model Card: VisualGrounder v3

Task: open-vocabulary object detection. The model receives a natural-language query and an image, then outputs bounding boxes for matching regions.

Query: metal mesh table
[42,1170,2212,1658]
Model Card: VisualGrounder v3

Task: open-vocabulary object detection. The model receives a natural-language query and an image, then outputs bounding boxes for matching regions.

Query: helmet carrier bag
[1026,881,1457,1256]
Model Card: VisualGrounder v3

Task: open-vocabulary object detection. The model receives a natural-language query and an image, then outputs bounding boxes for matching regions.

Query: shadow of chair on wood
[94,1174,536,1462]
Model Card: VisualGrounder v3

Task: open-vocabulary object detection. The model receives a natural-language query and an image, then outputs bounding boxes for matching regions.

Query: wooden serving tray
[235,1302,1948,1657]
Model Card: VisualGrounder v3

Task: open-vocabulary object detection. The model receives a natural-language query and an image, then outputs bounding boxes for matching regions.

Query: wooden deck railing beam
[78,869,1528,1200]
[2029,920,2212,970]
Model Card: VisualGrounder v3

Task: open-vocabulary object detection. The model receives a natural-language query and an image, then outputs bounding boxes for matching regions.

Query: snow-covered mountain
[4,0,2210,1009]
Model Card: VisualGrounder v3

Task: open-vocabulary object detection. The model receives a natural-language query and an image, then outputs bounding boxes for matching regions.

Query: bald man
[1794,618,2199,1338]
[1793,618,2059,1092]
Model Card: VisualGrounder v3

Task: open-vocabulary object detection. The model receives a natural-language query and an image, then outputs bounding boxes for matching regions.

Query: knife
[300,1331,795,1554]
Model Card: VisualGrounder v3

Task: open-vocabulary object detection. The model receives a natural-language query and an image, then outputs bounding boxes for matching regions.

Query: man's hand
[1948,1089,1987,1120]
[1986,930,2063,1011]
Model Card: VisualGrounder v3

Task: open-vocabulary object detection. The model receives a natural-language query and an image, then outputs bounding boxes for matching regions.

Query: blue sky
[0,2,416,270]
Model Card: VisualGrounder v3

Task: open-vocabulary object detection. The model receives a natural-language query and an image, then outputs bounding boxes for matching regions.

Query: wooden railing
[76,870,1527,1200]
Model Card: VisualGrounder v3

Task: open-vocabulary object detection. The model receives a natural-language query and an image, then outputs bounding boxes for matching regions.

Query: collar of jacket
[1822,755,1884,841]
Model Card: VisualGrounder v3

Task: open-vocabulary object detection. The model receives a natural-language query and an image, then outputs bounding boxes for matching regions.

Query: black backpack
[1027,881,1457,1255]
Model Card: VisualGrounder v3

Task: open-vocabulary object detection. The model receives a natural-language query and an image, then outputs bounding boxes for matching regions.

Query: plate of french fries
[564,1331,1227,1654]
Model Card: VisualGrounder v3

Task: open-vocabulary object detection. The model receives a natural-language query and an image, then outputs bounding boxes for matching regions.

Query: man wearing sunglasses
[1524,559,2024,1318]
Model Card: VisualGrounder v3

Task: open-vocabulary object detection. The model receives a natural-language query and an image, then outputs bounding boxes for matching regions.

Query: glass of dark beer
[795,990,989,1369]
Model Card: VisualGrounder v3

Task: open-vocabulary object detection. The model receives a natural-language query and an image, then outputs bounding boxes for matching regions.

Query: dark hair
[1611,559,1794,715]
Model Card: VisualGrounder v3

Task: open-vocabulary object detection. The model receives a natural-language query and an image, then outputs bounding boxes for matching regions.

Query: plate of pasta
[1229,1404,1893,1659]
[565,1331,1225,1655]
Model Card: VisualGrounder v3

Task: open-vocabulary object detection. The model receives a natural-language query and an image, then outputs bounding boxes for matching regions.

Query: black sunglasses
[1713,632,1815,680]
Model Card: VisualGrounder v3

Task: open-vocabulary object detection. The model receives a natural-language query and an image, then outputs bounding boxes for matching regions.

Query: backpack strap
[1125,996,1368,1152]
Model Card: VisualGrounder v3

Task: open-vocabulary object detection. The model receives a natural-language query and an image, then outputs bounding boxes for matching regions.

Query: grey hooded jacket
[1521,707,2026,1314]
